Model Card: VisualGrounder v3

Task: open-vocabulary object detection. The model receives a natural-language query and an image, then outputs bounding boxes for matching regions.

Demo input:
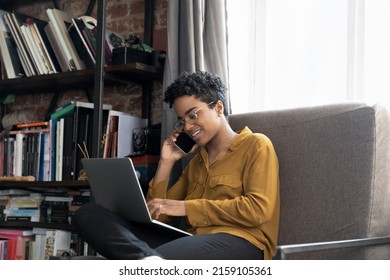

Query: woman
[73,71,280,260]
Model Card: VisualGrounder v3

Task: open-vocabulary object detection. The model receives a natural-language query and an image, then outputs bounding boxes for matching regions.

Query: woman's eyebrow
[177,106,198,119]
[185,106,198,115]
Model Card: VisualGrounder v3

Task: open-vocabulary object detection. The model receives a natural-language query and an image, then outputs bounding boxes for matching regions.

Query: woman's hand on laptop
[147,198,186,219]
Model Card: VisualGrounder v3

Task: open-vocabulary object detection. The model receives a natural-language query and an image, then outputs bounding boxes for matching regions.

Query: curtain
[162,0,229,183]
[163,0,229,137]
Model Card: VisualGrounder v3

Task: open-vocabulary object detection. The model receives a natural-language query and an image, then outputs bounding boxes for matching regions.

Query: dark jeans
[73,203,264,260]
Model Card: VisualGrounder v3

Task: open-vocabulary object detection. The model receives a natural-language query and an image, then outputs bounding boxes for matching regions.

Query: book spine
[16,121,49,129]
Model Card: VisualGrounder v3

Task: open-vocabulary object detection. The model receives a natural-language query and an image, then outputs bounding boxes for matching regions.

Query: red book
[6,238,17,260]
[16,121,49,129]
[0,228,33,236]
[3,236,34,260]
[0,229,34,260]
[131,155,160,165]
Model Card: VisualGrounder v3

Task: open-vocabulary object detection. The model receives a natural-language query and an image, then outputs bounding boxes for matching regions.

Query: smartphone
[174,132,196,154]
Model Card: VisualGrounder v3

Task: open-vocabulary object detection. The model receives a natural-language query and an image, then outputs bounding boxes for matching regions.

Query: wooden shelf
[0,63,163,97]
[0,180,89,189]
[0,221,76,231]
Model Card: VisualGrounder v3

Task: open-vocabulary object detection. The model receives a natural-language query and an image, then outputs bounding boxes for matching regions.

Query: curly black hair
[164,71,228,116]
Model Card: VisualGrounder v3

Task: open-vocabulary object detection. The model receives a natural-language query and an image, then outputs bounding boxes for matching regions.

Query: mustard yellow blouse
[147,127,280,260]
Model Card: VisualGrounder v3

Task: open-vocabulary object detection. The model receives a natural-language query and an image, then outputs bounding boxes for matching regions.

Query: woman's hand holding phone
[173,132,197,154]
[160,131,198,164]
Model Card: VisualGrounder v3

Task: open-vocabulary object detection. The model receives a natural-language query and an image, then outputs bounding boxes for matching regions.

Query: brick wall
[6,0,167,125]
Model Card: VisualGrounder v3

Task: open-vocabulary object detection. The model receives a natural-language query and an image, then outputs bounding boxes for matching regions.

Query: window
[227,0,390,113]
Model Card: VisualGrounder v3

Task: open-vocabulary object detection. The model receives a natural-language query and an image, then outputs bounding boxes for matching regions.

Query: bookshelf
[0,180,90,227]
[0,63,162,121]
[0,0,160,258]
[0,0,159,154]
[0,63,162,96]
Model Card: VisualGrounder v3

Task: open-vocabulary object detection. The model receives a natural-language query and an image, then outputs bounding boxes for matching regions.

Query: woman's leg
[156,233,264,260]
[73,203,176,259]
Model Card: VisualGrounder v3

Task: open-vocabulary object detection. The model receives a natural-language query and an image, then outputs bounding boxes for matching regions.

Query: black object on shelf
[112,47,154,66]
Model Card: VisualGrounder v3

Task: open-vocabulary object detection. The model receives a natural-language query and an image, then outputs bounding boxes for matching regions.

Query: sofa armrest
[275,236,390,260]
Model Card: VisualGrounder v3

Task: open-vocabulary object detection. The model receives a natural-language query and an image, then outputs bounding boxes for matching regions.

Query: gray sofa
[228,102,390,259]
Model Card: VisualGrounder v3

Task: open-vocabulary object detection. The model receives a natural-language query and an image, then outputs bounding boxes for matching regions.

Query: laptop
[81,157,192,237]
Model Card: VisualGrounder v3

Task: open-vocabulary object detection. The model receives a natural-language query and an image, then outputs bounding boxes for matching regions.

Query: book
[29,20,58,73]
[55,117,64,181]
[9,127,50,135]
[0,138,4,176]
[0,229,34,260]
[44,20,71,72]
[3,137,15,177]
[43,195,73,203]
[0,9,24,78]
[15,121,49,129]
[20,23,47,75]
[82,26,96,58]
[4,208,40,216]
[13,133,25,176]
[0,240,7,260]
[0,228,34,236]
[10,12,42,75]
[46,8,85,71]
[29,227,50,260]
[9,192,42,203]
[44,229,71,259]
[68,18,96,69]
[50,101,112,120]
[103,115,119,158]
[62,115,74,180]
[49,101,112,180]
[49,118,57,181]
[24,239,35,260]
[131,154,160,165]
[14,11,61,74]
[32,234,46,260]
[103,110,148,158]
[7,127,50,180]
[3,12,36,76]
[0,189,32,196]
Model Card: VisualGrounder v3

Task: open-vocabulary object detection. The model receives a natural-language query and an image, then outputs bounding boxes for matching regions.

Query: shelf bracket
[45,92,61,120]
[142,83,151,120]
[52,0,61,10]
[86,0,97,16]
[144,0,154,46]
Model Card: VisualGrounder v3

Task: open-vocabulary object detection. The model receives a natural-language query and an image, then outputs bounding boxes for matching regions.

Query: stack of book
[102,110,148,159]
[3,192,42,222]
[40,195,73,224]
[0,10,60,78]
[49,100,112,181]
[0,227,74,260]
[0,101,115,181]
[0,8,118,79]
[0,228,34,260]
[0,187,90,225]
[0,121,51,180]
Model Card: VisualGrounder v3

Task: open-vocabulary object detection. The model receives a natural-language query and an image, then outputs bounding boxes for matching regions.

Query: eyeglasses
[174,101,216,132]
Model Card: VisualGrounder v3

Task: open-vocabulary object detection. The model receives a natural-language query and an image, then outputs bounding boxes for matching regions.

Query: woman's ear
[215,100,224,116]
